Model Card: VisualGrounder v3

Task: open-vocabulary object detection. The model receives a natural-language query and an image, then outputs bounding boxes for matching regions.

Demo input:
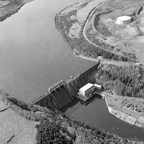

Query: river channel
[0,0,144,140]
[0,0,93,103]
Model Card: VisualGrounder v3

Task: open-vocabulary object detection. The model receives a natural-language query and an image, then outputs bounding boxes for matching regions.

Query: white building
[79,83,94,96]
[78,83,102,101]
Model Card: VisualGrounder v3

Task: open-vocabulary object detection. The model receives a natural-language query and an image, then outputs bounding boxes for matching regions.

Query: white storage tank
[115,16,131,25]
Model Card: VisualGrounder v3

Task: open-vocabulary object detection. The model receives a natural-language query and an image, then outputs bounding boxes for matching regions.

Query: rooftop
[79,83,94,92]
[115,16,131,25]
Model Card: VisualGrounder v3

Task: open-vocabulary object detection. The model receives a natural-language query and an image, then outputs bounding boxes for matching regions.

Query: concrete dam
[29,80,74,109]
[29,61,100,110]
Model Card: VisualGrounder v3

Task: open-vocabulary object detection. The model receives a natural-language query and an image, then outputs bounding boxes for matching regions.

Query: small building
[94,83,102,90]
[78,83,102,101]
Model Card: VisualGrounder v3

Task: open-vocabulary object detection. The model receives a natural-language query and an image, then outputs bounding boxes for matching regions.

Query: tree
[139,89,144,98]
[114,80,125,96]
[10,0,20,4]
[103,81,115,90]
[125,86,133,96]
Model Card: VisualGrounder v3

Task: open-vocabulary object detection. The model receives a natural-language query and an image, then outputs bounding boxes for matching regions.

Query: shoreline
[104,92,144,129]
[0,0,34,22]
[75,51,136,66]
[55,0,135,66]
[1,90,144,143]
[55,0,144,140]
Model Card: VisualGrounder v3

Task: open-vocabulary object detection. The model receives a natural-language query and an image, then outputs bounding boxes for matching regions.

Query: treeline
[10,0,20,4]
[75,31,131,62]
[95,64,144,98]
[56,9,135,63]
[0,93,54,121]
[6,97,48,121]
[36,117,74,144]
[35,106,143,144]
[86,20,137,61]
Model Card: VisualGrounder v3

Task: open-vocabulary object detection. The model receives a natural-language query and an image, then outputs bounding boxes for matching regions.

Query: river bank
[75,51,135,66]
[55,0,133,65]
[104,92,144,128]
[0,90,144,143]
[0,0,33,22]
[1,0,144,142]
[55,0,144,140]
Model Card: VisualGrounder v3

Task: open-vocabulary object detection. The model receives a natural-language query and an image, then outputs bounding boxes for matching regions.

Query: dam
[29,60,144,140]
[29,81,74,109]
[29,61,101,110]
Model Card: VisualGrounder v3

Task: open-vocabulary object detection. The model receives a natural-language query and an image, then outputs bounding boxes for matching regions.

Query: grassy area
[0,91,38,144]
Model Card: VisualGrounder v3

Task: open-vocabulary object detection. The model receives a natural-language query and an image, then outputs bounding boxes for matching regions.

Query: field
[0,91,38,144]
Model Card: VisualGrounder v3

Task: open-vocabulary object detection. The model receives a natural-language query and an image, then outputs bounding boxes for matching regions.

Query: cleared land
[0,91,38,144]
[105,92,144,128]
[56,0,144,63]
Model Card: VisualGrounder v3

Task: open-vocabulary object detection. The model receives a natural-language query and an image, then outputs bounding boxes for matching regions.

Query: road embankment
[104,93,144,128]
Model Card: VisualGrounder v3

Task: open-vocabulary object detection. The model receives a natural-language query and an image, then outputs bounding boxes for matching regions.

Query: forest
[95,63,144,98]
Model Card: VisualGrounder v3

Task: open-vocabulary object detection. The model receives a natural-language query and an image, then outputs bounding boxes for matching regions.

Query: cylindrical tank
[115,16,131,25]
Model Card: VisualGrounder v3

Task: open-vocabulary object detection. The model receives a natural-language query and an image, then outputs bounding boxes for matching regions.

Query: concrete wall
[65,62,100,97]
[30,61,100,109]
[32,92,60,109]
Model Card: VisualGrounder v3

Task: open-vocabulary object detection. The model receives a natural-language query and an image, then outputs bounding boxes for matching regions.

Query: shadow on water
[80,94,102,106]
[61,98,79,113]
[65,95,144,140]
[61,94,102,112]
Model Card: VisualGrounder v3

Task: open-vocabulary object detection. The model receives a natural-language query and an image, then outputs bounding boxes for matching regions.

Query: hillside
[0,90,143,144]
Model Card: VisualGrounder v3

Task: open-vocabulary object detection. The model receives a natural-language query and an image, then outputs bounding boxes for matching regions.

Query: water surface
[0,0,144,140]
[0,0,93,103]
[66,97,144,140]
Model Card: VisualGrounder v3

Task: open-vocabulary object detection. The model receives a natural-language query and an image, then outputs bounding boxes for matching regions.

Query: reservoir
[0,0,93,103]
[0,0,144,140]
[66,97,144,140]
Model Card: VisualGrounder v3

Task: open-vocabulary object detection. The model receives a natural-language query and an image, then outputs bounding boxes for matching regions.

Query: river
[0,0,93,103]
[0,0,144,140]
[66,97,144,140]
